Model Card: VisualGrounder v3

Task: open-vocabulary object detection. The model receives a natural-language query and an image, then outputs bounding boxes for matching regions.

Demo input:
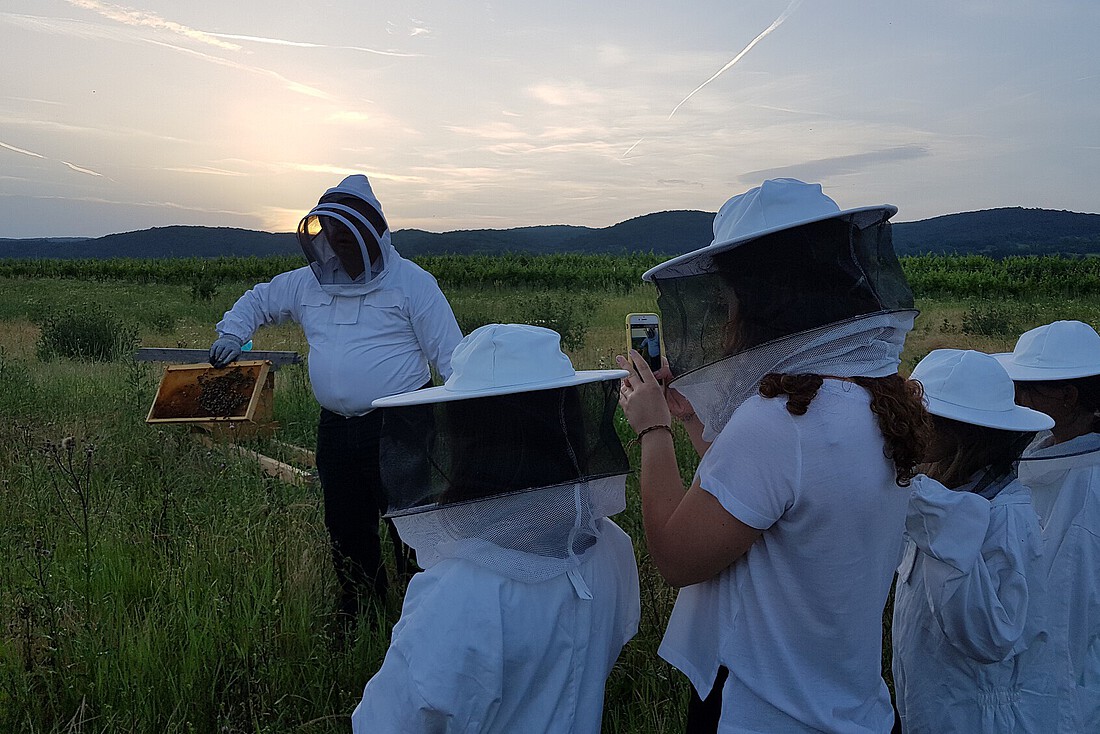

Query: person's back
[892,349,1058,733]
[999,320,1100,731]
[893,473,1051,733]
[351,324,640,733]
[661,380,908,732]
[1019,439,1100,731]
[353,517,637,733]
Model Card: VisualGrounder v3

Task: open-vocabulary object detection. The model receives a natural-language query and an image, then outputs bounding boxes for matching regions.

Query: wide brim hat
[992,320,1100,381]
[643,178,897,281]
[373,323,628,407]
[912,349,1054,431]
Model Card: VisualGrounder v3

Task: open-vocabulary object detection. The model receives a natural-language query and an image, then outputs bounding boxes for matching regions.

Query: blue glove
[209,335,243,368]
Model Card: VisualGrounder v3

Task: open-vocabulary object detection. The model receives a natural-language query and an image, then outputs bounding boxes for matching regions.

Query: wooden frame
[146,360,274,428]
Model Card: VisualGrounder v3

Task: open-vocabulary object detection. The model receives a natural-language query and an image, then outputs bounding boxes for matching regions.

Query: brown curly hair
[758,373,932,486]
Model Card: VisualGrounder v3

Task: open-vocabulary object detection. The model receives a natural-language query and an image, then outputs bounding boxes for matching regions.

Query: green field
[2,255,1099,732]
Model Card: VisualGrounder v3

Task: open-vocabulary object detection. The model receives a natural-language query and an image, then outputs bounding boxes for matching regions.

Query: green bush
[190,277,218,303]
[35,305,139,362]
[960,300,1037,337]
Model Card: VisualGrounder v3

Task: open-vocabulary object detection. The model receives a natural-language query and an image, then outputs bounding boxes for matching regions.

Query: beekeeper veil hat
[646,178,918,441]
[296,174,392,296]
[372,324,631,583]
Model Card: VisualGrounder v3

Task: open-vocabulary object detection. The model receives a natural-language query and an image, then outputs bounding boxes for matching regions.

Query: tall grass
[2,262,1095,732]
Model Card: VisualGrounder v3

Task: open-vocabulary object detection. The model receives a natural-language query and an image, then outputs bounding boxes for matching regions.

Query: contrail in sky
[668,0,803,119]
[207,32,421,57]
[622,0,802,159]
[1,140,104,177]
[61,160,104,177]
[0,141,46,158]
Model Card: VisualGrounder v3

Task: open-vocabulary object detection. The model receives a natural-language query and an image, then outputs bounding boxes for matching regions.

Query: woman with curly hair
[617,178,930,733]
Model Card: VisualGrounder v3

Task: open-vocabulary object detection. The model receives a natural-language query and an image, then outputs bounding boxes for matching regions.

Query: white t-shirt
[351,518,640,733]
[216,259,461,417]
[659,379,909,733]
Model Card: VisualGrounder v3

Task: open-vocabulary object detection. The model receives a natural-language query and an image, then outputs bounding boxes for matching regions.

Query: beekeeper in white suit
[997,320,1100,732]
[893,349,1058,733]
[351,323,640,733]
[209,174,462,618]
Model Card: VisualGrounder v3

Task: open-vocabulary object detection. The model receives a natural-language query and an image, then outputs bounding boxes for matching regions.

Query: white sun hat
[373,323,628,407]
[912,349,1054,431]
[992,320,1100,382]
[643,178,897,281]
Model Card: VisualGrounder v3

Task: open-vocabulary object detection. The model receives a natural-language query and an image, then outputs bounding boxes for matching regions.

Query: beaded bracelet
[628,423,673,449]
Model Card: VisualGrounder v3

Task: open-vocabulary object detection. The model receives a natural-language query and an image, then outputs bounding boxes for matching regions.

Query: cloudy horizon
[3,1,1098,238]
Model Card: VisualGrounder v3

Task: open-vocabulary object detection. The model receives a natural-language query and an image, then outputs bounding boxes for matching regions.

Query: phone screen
[629,319,662,371]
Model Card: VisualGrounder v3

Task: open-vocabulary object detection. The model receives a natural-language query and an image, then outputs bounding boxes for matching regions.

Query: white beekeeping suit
[351,324,641,733]
[997,320,1100,732]
[892,349,1059,733]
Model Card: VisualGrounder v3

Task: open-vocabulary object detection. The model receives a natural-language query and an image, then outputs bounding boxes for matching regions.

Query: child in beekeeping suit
[351,323,640,733]
[893,349,1059,732]
[998,320,1100,731]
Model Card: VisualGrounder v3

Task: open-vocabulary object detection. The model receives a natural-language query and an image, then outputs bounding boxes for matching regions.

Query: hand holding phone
[627,313,662,372]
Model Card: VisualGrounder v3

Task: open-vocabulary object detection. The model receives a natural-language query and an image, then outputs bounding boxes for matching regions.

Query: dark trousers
[685,666,727,733]
[316,407,412,616]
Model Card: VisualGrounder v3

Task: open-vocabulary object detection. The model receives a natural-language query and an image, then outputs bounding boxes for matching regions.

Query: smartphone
[627,313,662,372]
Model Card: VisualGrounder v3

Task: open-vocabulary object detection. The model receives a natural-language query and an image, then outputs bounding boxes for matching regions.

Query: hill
[2,207,1099,260]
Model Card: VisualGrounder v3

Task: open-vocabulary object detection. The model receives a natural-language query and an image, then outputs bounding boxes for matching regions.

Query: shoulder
[386,259,446,300]
[268,266,314,290]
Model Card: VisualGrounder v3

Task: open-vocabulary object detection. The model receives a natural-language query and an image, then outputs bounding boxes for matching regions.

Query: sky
[1,0,1098,238]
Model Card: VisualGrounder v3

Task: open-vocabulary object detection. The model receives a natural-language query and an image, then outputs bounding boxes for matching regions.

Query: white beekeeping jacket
[1018,432,1100,732]
[892,474,1059,733]
[215,256,461,416]
[351,516,639,733]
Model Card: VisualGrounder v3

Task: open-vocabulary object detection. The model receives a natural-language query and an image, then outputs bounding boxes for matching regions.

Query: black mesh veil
[378,380,629,517]
[655,213,914,378]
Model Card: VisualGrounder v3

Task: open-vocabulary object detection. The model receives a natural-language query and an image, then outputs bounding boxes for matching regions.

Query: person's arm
[908,482,1034,663]
[215,270,301,341]
[408,272,463,381]
[618,349,761,587]
[354,572,505,733]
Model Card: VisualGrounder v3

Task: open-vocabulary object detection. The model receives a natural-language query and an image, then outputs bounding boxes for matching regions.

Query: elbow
[650,549,728,589]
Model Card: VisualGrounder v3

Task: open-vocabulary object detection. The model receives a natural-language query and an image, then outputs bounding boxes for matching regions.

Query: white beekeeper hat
[373,323,627,407]
[993,320,1100,382]
[643,178,897,281]
[912,349,1054,431]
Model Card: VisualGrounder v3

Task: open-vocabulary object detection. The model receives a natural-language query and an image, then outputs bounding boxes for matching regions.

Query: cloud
[657,179,705,188]
[328,111,374,124]
[7,7,333,100]
[2,95,67,107]
[740,145,932,182]
[140,38,331,99]
[527,82,606,107]
[161,166,248,177]
[445,122,528,141]
[277,163,428,184]
[64,0,241,50]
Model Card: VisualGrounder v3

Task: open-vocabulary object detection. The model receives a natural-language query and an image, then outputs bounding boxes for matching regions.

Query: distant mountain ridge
[2,207,1099,260]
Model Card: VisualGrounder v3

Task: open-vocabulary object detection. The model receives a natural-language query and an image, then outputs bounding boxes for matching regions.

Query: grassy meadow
[2,255,1100,733]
